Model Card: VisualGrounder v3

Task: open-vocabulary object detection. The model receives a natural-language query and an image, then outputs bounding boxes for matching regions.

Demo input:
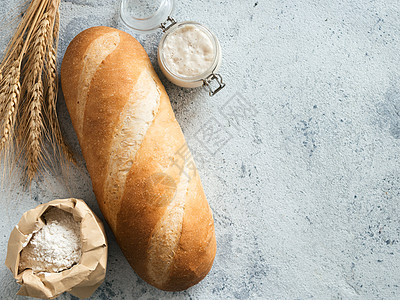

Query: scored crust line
[146,163,190,286]
[103,70,161,228]
[76,31,120,139]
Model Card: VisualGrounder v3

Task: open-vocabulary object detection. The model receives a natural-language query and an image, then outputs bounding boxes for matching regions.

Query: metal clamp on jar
[120,0,225,96]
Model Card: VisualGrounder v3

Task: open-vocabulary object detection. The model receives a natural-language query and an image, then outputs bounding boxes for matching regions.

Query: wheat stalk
[44,3,74,164]
[20,5,52,181]
[0,0,73,184]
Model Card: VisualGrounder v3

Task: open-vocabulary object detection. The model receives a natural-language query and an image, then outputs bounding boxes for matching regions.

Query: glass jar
[120,0,225,96]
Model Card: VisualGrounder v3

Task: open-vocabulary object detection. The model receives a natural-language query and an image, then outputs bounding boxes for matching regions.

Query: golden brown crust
[163,176,217,291]
[81,31,145,224]
[61,26,117,136]
[61,26,216,291]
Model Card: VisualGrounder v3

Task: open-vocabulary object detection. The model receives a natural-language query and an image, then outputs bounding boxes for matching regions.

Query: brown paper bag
[5,198,108,299]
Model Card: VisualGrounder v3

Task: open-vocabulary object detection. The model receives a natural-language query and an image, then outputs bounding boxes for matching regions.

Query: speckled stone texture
[1,0,400,299]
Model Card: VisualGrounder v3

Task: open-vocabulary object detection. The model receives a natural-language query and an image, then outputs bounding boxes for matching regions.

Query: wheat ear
[26,82,44,181]
[0,61,21,153]
[0,42,23,120]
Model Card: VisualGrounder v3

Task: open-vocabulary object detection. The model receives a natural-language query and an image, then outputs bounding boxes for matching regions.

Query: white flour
[19,208,82,273]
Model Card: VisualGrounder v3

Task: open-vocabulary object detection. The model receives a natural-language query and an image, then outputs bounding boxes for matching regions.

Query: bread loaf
[61,26,216,291]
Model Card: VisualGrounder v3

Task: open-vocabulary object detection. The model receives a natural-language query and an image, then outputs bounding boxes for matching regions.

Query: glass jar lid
[120,0,175,33]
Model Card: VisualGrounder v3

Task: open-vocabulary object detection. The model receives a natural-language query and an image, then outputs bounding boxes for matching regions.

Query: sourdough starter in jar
[161,24,215,77]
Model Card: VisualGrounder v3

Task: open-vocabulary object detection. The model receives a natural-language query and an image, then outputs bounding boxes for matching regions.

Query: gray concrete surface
[1,0,400,299]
